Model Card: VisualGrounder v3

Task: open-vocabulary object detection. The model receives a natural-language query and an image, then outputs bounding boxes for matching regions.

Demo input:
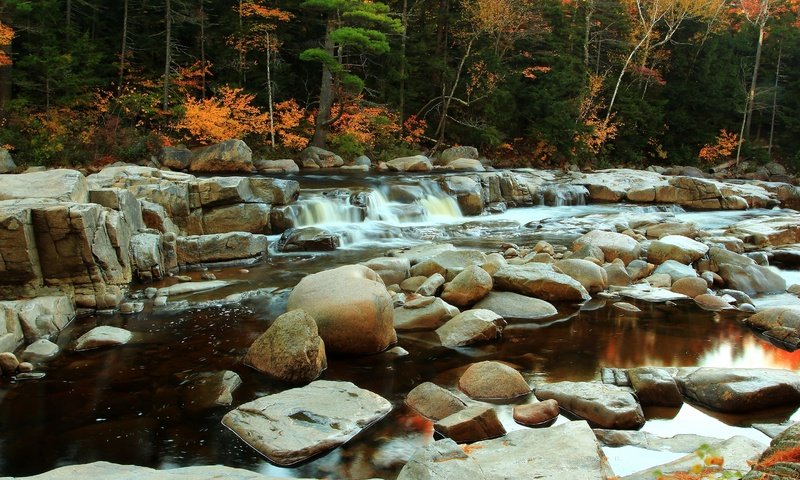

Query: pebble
[201,272,217,281]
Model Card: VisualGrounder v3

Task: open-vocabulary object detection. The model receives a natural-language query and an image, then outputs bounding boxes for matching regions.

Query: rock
[676,367,800,413]
[628,435,766,480]
[0,351,19,375]
[74,326,132,351]
[604,263,632,286]
[16,361,34,373]
[671,276,708,298]
[119,301,144,314]
[627,367,683,407]
[159,145,193,170]
[645,222,699,239]
[434,405,506,443]
[626,259,655,281]
[400,276,427,292]
[0,148,15,173]
[0,169,88,203]
[189,139,254,173]
[394,297,458,331]
[156,280,231,297]
[0,461,289,479]
[298,146,344,168]
[221,380,392,466]
[254,159,300,173]
[360,256,411,286]
[535,381,645,429]
[411,249,487,281]
[744,307,800,347]
[440,265,492,307]
[616,283,690,303]
[653,260,698,282]
[405,382,466,420]
[694,293,733,311]
[472,291,557,321]
[385,155,433,172]
[458,361,530,400]
[244,309,327,383]
[442,176,483,215]
[555,259,608,293]
[493,264,590,302]
[396,420,615,480]
[22,338,60,361]
[397,243,457,264]
[647,235,709,265]
[612,302,640,313]
[176,232,267,266]
[181,370,242,410]
[0,297,75,348]
[513,399,560,427]
[436,309,506,348]
[718,263,787,295]
[743,423,800,480]
[573,230,642,265]
[440,146,479,164]
[286,265,396,355]
[447,158,485,171]
[727,215,800,248]
[277,227,340,252]
[416,273,446,296]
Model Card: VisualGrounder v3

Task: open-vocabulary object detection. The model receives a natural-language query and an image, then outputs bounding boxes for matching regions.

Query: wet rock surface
[535,381,645,430]
[221,380,392,466]
[676,367,800,412]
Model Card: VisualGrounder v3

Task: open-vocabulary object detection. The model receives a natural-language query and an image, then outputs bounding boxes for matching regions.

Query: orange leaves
[522,65,552,80]
[699,129,739,164]
[576,74,619,155]
[174,61,213,93]
[239,3,292,22]
[176,86,269,144]
[274,99,311,150]
[0,22,14,67]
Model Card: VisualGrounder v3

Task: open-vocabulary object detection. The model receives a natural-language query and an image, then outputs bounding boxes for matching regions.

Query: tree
[299,0,402,148]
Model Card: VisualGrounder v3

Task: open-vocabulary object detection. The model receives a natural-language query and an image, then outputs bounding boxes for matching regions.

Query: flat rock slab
[472,291,557,321]
[612,284,689,303]
[397,420,615,479]
[221,380,392,466]
[624,435,765,480]
[676,367,800,413]
[74,326,132,351]
[157,280,232,297]
[535,381,645,430]
[0,461,302,479]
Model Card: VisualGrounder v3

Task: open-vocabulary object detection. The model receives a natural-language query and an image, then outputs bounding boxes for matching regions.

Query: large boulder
[535,381,645,430]
[276,227,340,252]
[718,263,786,295]
[160,145,194,171]
[440,146,479,165]
[647,235,709,265]
[0,169,88,203]
[176,232,267,266]
[286,265,397,354]
[458,361,530,400]
[405,382,466,420]
[675,367,800,413]
[244,309,327,383]
[573,230,641,265]
[360,256,411,286]
[493,264,590,302]
[440,265,492,307]
[254,159,300,173]
[189,139,254,173]
[653,260,698,282]
[554,259,607,293]
[385,155,432,172]
[397,421,615,480]
[0,296,75,350]
[0,462,299,479]
[744,307,800,348]
[442,176,483,216]
[410,249,487,281]
[447,158,485,172]
[221,380,392,466]
[202,203,271,234]
[0,148,15,173]
[435,309,506,348]
[627,367,683,407]
[74,326,132,351]
[249,177,299,205]
[473,291,557,321]
[298,146,344,169]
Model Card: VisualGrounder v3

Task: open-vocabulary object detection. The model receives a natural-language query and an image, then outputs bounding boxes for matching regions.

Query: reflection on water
[1,193,800,479]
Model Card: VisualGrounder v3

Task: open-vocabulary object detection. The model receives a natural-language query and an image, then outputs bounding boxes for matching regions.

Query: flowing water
[1,171,799,479]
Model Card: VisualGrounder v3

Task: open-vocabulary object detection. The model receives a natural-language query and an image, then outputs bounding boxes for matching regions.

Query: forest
[0,0,798,170]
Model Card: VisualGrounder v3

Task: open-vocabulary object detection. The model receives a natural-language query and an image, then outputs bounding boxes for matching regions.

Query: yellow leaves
[240,2,293,22]
[576,74,619,155]
[274,99,311,150]
[0,22,14,67]
[176,86,270,144]
[522,65,552,80]
[699,129,738,164]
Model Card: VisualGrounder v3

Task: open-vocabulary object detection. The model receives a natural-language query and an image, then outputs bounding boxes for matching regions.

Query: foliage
[699,129,740,164]
[175,86,269,144]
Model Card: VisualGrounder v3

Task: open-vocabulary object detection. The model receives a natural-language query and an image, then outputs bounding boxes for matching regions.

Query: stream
[1,171,799,479]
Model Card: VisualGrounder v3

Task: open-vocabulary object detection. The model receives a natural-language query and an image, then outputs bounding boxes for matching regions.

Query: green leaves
[329,27,389,54]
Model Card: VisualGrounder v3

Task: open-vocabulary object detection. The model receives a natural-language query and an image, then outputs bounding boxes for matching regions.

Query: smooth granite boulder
[535,381,645,430]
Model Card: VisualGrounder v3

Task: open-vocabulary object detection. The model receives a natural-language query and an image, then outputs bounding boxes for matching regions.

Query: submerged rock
[181,370,242,410]
[221,380,392,466]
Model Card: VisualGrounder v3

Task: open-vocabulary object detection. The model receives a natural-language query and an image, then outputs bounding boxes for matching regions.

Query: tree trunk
[163,0,172,111]
[0,38,11,112]
[399,0,408,134]
[200,0,206,99]
[583,0,594,73]
[119,0,129,90]
[744,23,764,140]
[768,45,781,159]
[66,0,72,32]
[311,19,337,148]
[605,26,653,123]
[434,36,474,149]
